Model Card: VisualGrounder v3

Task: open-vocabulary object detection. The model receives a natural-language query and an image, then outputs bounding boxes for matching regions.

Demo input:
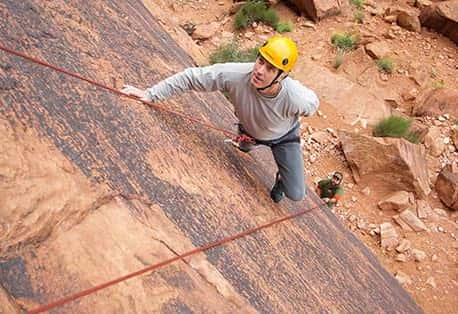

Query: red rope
[0,44,319,313]
[0,44,238,139]
[28,205,317,313]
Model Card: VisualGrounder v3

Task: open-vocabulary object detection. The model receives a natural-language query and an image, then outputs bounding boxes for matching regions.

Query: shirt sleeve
[145,63,230,102]
[287,79,320,117]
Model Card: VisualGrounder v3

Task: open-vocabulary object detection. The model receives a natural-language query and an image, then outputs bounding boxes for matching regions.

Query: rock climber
[121,36,319,203]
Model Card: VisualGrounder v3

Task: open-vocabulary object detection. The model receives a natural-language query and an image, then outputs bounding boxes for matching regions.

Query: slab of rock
[339,131,430,197]
[378,191,411,211]
[393,215,415,231]
[416,199,433,219]
[420,0,458,44]
[380,222,400,250]
[288,0,341,21]
[400,209,429,231]
[435,164,458,210]
[365,41,392,59]
[412,88,458,120]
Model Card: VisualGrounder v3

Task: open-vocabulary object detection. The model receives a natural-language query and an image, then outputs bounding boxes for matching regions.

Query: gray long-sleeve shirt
[146,62,319,141]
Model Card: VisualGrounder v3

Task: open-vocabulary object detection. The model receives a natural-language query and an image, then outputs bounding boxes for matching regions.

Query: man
[316,172,344,208]
[122,36,319,203]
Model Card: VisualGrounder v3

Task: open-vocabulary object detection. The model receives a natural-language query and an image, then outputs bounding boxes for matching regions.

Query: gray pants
[239,123,306,201]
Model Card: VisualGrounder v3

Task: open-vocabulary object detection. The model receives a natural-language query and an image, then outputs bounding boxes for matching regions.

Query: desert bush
[432,79,445,89]
[276,21,293,33]
[234,1,279,29]
[331,32,358,51]
[209,41,259,64]
[350,0,365,9]
[373,115,419,143]
[354,10,364,23]
[377,57,394,73]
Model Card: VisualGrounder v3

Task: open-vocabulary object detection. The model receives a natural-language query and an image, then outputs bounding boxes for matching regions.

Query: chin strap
[256,70,286,91]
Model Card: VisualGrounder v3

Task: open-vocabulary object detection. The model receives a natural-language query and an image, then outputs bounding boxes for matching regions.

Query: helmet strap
[256,70,285,91]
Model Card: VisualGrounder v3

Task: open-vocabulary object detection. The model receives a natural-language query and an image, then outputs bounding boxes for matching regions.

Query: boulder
[287,0,341,21]
[412,88,458,119]
[420,1,458,44]
[435,164,458,210]
[397,10,422,32]
[378,191,411,211]
[191,22,220,40]
[339,131,431,197]
[365,41,392,59]
[424,126,445,156]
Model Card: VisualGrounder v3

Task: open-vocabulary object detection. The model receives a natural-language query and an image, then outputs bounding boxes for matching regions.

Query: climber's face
[250,56,281,89]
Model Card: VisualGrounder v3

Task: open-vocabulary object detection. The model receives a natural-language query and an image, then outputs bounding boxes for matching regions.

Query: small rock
[361,186,371,196]
[431,254,438,262]
[395,253,408,262]
[395,271,412,285]
[412,248,427,262]
[426,276,437,288]
[396,239,411,253]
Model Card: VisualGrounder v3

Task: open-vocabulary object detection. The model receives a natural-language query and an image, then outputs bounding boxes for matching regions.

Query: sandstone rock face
[0,1,423,313]
[420,0,458,44]
[296,62,392,126]
[339,131,431,197]
[288,0,341,21]
[435,164,458,210]
[412,88,458,119]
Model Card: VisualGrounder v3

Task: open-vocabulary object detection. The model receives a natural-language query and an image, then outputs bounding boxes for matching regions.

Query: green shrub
[350,0,365,9]
[234,1,279,30]
[373,116,419,143]
[331,32,358,51]
[376,57,394,73]
[333,50,345,69]
[432,79,444,89]
[276,21,293,33]
[354,10,364,23]
[209,41,259,64]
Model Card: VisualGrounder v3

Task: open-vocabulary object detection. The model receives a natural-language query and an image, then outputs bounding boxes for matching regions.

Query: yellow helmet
[258,36,298,73]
